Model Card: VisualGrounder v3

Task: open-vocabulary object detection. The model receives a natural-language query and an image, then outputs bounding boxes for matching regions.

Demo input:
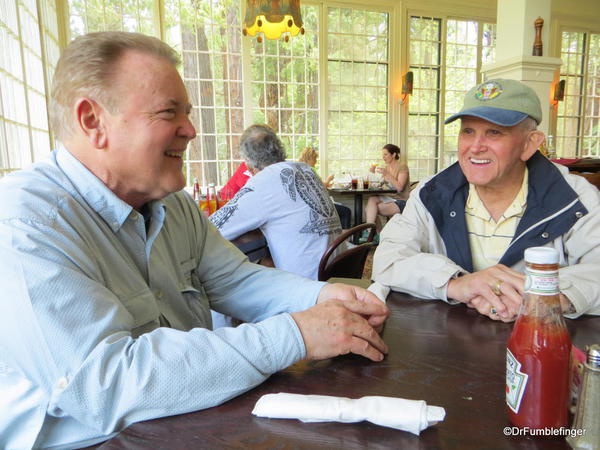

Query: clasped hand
[291,283,389,362]
[447,264,525,322]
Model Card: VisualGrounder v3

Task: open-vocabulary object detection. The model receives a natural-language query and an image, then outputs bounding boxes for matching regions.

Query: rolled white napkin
[367,281,390,304]
[252,393,445,435]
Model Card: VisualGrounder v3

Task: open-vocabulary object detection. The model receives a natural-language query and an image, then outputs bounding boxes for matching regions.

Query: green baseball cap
[445,78,543,126]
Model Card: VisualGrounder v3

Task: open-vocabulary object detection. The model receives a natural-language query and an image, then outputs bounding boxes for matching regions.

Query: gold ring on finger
[492,280,503,296]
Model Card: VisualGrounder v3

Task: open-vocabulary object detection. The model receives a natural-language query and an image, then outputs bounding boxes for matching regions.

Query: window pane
[407,17,441,177]
[69,0,156,36]
[327,6,389,176]
[250,4,319,162]
[1,0,57,177]
[583,33,600,157]
[408,16,495,179]
[556,30,598,157]
[162,0,244,187]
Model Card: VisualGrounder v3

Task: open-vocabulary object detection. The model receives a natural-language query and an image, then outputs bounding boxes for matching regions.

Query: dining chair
[318,223,377,281]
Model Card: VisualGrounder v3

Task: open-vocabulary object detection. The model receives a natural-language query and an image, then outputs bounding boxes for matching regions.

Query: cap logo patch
[474,81,502,101]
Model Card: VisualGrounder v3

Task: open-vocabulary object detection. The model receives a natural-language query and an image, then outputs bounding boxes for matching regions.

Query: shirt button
[575,211,583,218]
[57,377,68,389]
[449,211,456,217]
[156,291,163,299]
[541,232,549,239]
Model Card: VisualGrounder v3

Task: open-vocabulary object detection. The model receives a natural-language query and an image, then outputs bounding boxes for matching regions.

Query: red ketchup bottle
[506,247,571,430]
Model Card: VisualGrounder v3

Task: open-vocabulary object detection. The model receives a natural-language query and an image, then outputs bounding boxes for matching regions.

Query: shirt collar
[465,167,529,221]
[503,167,529,218]
[55,146,142,232]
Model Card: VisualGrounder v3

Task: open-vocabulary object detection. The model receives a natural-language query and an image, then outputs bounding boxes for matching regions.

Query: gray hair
[50,31,180,141]
[518,117,538,132]
[240,124,286,170]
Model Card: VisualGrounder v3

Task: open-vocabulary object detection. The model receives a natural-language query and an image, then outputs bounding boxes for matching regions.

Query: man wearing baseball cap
[373,78,600,321]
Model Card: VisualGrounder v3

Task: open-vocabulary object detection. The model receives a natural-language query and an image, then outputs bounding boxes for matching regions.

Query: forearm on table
[559,265,600,317]
[207,265,324,322]
[373,248,464,301]
[55,314,305,433]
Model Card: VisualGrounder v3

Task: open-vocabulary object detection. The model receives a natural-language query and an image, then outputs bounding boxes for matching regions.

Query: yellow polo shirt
[465,169,529,271]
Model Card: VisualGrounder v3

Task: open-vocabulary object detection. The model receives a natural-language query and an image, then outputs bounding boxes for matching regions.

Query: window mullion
[579,32,590,156]
[155,0,165,40]
[318,3,328,177]
[15,0,35,165]
[476,20,483,83]
[241,0,253,129]
[35,0,55,151]
[438,17,447,174]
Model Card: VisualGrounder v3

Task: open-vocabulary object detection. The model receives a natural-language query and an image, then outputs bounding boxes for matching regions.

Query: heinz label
[506,349,529,413]
[525,267,559,296]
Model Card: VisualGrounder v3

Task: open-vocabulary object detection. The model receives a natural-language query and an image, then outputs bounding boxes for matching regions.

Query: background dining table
[94,290,599,450]
[554,157,600,173]
[328,187,397,243]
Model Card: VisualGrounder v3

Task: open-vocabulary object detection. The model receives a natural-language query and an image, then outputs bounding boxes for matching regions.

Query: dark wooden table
[96,292,599,449]
[554,158,600,173]
[329,188,397,228]
[230,229,268,262]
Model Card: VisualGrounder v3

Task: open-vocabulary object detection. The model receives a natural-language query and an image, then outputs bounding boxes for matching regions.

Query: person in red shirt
[219,162,252,200]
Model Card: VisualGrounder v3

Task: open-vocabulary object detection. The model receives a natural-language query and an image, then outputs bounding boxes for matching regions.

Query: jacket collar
[419,151,588,271]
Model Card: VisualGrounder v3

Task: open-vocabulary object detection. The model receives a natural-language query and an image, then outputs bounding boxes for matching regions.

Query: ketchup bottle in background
[506,247,571,430]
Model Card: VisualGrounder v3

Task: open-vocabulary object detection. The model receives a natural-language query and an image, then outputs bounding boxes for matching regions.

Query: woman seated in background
[365,143,410,231]
[299,147,334,187]
[299,147,351,229]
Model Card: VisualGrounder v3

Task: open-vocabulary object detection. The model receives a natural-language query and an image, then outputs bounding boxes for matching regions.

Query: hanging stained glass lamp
[243,0,304,42]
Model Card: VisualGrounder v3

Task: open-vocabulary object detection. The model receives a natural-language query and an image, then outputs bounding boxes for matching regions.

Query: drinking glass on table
[366,171,380,189]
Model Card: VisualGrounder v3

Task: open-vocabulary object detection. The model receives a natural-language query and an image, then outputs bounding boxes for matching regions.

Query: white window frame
[404,11,496,180]
[555,26,600,158]
[0,0,59,177]
[1,0,506,185]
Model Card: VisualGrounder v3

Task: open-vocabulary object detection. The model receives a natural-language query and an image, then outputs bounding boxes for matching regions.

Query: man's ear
[74,98,108,149]
[521,130,546,162]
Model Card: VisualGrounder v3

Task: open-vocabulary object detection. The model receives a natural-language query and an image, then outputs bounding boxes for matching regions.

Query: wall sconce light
[242,0,304,42]
[553,79,565,103]
[400,71,413,104]
[402,71,413,95]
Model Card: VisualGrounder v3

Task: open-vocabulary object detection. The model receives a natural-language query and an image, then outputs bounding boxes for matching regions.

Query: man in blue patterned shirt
[211,124,342,281]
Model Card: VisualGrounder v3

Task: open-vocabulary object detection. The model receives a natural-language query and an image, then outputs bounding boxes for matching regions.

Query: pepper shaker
[567,344,600,449]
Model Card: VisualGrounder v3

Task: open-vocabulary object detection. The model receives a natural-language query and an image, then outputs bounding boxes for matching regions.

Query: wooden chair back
[318,223,377,281]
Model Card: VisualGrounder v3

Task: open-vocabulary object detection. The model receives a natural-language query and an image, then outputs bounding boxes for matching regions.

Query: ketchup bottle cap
[524,246,559,264]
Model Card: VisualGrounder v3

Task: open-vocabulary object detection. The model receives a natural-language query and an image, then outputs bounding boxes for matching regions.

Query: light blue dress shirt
[0,148,324,449]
